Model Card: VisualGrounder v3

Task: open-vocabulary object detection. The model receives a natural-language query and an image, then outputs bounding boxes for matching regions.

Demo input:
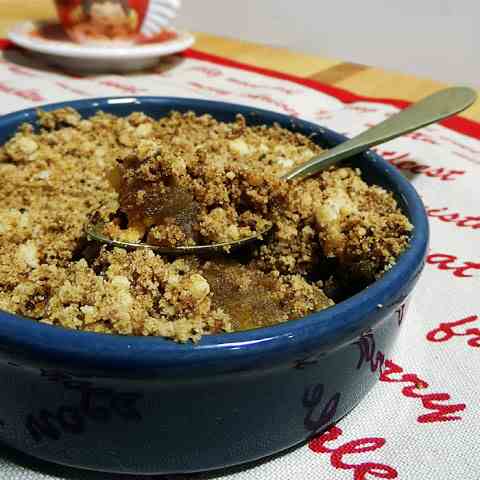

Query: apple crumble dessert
[0,108,412,342]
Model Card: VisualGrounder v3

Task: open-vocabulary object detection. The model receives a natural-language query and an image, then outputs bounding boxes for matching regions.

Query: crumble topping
[0,108,412,342]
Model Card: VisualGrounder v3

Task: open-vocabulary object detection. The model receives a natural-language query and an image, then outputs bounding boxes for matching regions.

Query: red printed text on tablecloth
[309,426,398,479]
[426,253,480,278]
[55,81,92,97]
[98,79,147,95]
[426,207,480,231]
[373,149,466,181]
[187,65,304,95]
[0,81,45,102]
[380,360,466,423]
[426,315,480,348]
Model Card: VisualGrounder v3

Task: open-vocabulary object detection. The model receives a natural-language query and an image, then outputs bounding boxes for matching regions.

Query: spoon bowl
[87,220,269,254]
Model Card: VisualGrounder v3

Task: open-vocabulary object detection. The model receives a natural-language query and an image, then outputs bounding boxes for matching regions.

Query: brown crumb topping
[0,108,412,342]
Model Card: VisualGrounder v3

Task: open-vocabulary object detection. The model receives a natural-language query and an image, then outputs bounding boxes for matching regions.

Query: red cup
[54,0,151,44]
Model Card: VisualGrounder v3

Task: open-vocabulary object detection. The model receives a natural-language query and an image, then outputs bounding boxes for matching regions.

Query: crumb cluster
[0,108,412,342]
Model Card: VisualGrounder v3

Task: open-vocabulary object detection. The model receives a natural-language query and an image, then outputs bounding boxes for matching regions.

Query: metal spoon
[87,86,477,254]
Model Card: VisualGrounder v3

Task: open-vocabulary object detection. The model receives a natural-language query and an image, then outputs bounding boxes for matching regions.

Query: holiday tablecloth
[0,42,479,479]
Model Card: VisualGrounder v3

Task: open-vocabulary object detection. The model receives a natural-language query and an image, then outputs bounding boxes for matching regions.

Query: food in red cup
[54,0,179,45]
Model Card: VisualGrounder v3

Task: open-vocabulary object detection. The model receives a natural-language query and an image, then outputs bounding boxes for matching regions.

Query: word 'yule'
[309,426,398,480]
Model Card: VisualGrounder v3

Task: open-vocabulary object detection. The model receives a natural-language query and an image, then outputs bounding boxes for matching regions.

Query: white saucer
[8,21,195,73]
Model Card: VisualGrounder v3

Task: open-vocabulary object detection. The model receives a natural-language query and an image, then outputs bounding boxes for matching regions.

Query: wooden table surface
[0,0,479,123]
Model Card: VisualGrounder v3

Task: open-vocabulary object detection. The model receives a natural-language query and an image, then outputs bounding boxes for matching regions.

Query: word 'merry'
[380,360,466,423]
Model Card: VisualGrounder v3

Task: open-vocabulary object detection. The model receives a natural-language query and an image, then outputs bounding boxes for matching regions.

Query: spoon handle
[282,86,477,181]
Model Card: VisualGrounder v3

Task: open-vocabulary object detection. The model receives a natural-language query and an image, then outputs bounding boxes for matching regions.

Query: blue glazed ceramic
[0,97,428,474]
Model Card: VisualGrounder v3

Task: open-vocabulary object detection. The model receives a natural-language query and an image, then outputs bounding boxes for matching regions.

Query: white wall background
[177,0,479,88]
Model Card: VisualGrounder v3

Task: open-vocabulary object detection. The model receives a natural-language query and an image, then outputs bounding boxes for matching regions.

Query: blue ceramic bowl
[0,97,428,474]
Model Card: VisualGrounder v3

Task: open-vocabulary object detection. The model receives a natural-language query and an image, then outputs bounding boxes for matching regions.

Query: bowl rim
[0,96,429,371]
